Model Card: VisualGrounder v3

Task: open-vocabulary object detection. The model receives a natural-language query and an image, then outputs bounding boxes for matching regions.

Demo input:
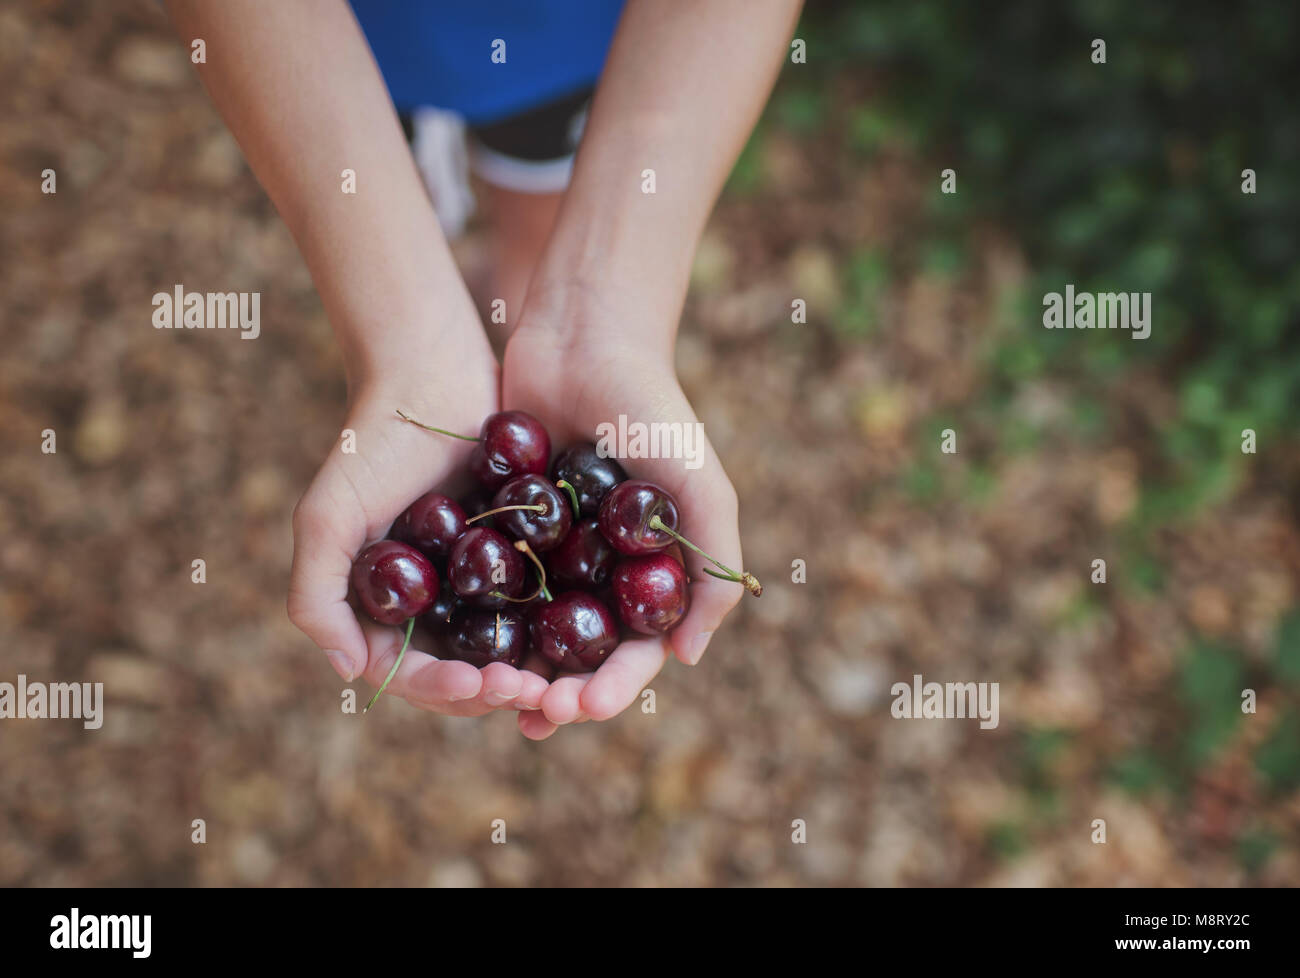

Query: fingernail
[687,632,713,665]
[324,649,356,681]
[483,691,515,706]
[515,703,540,711]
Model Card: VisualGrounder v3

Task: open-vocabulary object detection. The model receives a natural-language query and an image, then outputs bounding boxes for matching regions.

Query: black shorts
[401,87,592,194]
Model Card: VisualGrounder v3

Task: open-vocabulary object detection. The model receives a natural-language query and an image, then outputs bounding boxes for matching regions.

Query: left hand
[502,293,747,740]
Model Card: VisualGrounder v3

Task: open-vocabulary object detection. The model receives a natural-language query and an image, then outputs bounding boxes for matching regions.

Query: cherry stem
[489,539,553,603]
[395,409,479,442]
[466,503,546,525]
[517,540,554,602]
[363,617,414,713]
[556,479,581,520]
[648,515,763,597]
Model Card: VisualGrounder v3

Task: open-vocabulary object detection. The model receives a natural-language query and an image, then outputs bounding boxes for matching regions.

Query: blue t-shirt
[349,1,625,124]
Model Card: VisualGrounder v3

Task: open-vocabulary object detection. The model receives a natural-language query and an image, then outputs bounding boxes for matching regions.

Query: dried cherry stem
[363,617,415,713]
[648,515,762,597]
[395,409,478,442]
[491,539,552,603]
[556,479,581,519]
[466,503,546,525]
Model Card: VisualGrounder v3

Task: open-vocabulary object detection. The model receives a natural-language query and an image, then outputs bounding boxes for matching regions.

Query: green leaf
[1254,710,1300,792]
[1274,610,1300,685]
[1237,830,1277,874]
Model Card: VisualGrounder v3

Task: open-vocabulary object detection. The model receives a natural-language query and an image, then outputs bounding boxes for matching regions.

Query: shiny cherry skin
[447,526,527,608]
[597,480,680,555]
[445,609,528,668]
[550,442,627,516]
[492,474,571,552]
[530,592,619,672]
[612,553,690,634]
[468,410,551,492]
[350,540,439,625]
[422,578,462,631]
[391,492,466,559]
[547,517,618,590]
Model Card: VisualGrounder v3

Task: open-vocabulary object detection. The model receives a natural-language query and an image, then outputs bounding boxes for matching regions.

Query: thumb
[287,473,371,680]
[662,450,746,666]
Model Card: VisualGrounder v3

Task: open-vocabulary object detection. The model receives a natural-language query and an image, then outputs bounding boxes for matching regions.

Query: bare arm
[165,0,535,715]
[163,0,490,385]
[507,0,803,737]
[528,0,804,345]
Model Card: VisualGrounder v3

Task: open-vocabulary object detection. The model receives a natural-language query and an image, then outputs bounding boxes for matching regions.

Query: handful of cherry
[349,410,761,711]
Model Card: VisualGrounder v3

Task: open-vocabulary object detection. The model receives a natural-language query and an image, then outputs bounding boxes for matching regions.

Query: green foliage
[984,820,1026,860]
[961,463,996,505]
[920,237,967,279]
[1254,709,1300,793]
[1273,610,1300,686]
[1109,749,1170,797]
[1236,830,1278,874]
[1177,642,1243,766]
[899,456,941,503]
[773,86,828,136]
[835,247,890,336]
[780,0,1300,809]
[793,0,1300,519]
[1020,728,1071,784]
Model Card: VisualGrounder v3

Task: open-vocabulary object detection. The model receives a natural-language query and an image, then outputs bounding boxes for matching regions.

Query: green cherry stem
[648,515,763,597]
[395,409,479,442]
[466,503,546,525]
[363,617,415,713]
[556,479,581,520]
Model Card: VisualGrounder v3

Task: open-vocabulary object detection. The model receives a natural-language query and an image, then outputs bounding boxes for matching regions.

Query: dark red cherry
[460,488,496,529]
[448,526,526,608]
[551,443,627,516]
[468,410,551,492]
[490,474,571,552]
[530,592,620,672]
[445,609,528,668]
[422,578,462,631]
[547,517,618,590]
[613,553,690,634]
[597,479,764,596]
[391,492,466,559]
[350,540,439,625]
[597,480,680,555]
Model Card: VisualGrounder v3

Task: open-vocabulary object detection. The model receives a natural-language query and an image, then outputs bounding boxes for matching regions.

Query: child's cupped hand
[502,310,745,741]
[287,351,550,718]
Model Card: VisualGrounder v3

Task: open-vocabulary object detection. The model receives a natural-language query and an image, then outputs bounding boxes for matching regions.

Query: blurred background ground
[1,0,1298,886]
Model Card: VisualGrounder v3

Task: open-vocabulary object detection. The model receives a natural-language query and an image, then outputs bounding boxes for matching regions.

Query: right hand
[287,343,550,717]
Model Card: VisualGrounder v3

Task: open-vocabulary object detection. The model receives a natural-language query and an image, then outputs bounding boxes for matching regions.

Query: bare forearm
[533,0,803,339]
[164,0,482,387]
